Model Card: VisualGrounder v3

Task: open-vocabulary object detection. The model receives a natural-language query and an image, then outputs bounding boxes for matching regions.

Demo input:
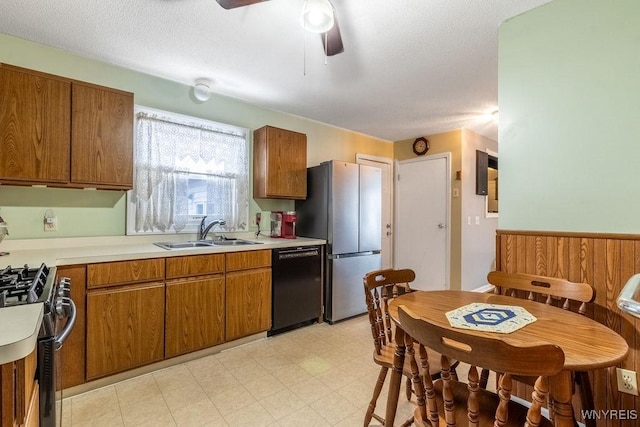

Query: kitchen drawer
[87,258,164,289]
[166,254,225,279]
[225,250,271,272]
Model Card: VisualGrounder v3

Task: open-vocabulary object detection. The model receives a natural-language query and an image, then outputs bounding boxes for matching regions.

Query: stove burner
[0,263,49,308]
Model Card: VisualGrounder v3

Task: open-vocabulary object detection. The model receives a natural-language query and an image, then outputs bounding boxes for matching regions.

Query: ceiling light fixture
[193,78,212,102]
[300,0,334,33]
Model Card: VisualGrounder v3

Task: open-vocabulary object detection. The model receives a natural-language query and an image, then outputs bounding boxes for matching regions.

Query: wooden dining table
[386,290,629,427]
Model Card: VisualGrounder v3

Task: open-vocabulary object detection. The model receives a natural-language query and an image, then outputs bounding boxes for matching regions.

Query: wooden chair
[398,304,565,427]
[485,271,596,427]
[363,268,458,427]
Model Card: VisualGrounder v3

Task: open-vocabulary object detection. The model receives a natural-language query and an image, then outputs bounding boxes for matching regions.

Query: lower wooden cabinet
[0,349,37,427]
[165,275,225,358]
[56,265,87,390]
[86,282,165,380]
[23,383,38,427]
[226,268,272,341]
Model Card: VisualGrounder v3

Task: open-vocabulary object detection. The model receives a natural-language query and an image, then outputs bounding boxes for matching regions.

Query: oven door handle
[55,297,77,350]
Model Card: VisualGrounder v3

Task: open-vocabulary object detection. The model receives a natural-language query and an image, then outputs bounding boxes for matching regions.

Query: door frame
[394,153,451,289]
[356,153,394,268]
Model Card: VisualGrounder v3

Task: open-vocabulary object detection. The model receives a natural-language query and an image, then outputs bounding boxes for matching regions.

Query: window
[126,106,249,235]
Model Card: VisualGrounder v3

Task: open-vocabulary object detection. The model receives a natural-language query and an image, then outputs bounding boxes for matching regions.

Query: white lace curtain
[133,111,248,233]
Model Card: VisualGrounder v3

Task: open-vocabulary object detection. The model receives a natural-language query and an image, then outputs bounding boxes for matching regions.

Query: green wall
[498,0,640,233]
[0,33,392,239]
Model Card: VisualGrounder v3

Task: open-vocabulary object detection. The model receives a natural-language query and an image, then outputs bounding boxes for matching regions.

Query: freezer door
[359,165,382,252]
[327,253,381,322]
[330,161,359,255]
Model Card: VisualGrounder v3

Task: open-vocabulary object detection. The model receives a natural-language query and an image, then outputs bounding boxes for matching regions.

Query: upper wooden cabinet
[71,82,133,188]
[0,63,133,190]
[253,125,307,199]
[0,65,71,184]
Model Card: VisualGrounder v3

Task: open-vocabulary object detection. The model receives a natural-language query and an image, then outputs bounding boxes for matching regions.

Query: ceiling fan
[215,0,344,56]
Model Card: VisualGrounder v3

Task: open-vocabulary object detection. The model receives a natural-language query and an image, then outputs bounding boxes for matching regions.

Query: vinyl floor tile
[61,315,426,427]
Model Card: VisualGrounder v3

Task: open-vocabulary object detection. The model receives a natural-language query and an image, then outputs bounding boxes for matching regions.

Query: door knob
[438,223,446,229]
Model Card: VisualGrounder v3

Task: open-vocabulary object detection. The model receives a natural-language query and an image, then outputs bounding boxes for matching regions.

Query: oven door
[39,283,76,427]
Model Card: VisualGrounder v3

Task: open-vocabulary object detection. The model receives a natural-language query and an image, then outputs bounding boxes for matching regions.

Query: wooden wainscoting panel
[496,230,640,424]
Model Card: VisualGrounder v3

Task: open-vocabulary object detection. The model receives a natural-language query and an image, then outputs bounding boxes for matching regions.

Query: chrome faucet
[198,217,226,241]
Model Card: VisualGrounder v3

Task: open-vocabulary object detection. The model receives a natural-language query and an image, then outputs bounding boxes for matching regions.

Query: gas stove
[0,263,53,308]
[0,262,75,427]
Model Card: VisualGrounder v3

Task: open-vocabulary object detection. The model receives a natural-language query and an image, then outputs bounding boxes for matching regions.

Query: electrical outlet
[616,368,639,395]
[44,216,57,232]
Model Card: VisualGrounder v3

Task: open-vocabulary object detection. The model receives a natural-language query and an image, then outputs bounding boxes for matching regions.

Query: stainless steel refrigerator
[295,160,382,323]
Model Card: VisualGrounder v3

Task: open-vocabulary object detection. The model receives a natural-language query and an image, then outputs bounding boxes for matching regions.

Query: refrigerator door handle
[329,251,380,260]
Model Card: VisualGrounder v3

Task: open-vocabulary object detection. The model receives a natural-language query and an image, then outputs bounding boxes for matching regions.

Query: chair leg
[364,367,388,426]
[575,371,596,427]
[450,365,459,381]
[405,375,412,400]
[479,368,490,389]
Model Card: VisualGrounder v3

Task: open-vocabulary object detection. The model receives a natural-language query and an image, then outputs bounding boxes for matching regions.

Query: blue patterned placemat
[445,303,536,333]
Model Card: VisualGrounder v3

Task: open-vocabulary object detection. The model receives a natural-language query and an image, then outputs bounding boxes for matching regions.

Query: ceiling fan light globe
[301,0,334,33]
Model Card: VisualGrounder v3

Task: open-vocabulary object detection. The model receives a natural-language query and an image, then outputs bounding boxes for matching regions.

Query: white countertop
[0,234,325,266]
[0,304,43,364]
[0,234,324,363]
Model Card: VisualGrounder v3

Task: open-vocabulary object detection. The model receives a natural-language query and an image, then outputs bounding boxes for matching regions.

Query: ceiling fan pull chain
[303,25,307,76]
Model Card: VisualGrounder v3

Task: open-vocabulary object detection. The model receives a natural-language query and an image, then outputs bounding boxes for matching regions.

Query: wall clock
[412,137,430,156]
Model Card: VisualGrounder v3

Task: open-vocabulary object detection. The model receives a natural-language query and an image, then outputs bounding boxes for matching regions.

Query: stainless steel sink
[154,239,261,250]
[154,241,214,250]
[212,239,262,246]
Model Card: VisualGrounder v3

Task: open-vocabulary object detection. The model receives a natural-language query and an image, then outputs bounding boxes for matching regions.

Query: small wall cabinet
[253,125,307,199]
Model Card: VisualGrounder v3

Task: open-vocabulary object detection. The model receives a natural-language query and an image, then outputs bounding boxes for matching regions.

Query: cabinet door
[71,82,133,189]
[165,276,225,358]
[0,65,71,184]
[254,126,307,199]
[226,268,271,341]
[56,265,87,390]
[86,283,165,380]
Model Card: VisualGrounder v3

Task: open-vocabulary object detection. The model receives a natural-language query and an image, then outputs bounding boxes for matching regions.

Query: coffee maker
[281,211,297,239]
[270,211,296,238]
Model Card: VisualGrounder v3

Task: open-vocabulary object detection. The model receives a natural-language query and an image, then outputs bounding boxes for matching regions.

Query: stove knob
[58,277,71,297]
[55,298,71,318]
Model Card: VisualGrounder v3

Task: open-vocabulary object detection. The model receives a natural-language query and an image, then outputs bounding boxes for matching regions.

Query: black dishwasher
[269,245,322,336]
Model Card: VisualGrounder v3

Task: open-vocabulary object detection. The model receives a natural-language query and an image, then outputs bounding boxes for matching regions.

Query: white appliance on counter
[295,160,382,323]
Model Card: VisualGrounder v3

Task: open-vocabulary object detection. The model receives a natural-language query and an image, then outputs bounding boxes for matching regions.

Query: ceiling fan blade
[215,0,269,10]
[321,9,344,56]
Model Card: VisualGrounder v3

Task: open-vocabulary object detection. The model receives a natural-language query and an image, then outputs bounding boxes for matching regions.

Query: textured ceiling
[0,0,551,142]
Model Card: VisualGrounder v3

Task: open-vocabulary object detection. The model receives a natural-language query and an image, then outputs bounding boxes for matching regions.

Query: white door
[356,155,393,269]
[395,154,450,290]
